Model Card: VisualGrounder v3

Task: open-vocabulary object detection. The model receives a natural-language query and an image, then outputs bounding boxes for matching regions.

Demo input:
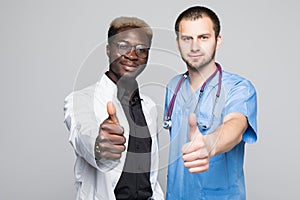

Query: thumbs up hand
[181,113,210,173]
[95,101,126,160]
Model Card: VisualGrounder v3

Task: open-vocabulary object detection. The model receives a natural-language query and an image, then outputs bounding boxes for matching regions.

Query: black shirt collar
[105,71,141,106]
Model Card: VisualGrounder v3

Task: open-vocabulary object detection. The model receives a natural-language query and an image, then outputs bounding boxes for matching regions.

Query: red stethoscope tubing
[164,63,222,128]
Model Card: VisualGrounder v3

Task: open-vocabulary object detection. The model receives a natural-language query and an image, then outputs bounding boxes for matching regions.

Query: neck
[107,70,120,83]
[188,62,217,92]
[106,71,137,94]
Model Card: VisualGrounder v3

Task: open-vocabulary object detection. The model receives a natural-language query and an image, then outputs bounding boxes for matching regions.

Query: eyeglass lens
[117,41,149,58]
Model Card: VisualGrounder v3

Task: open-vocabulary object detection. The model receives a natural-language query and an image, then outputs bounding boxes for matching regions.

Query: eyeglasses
[113,41,149,59]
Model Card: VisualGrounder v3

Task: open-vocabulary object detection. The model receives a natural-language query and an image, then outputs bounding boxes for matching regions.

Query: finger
[99,133,126,145]
[109,135,126,145]
[181,142,197,154]
[107,101,119,124]
[188,164,209,173]
[181,139,205,154]
[181,142,192,154]
[99,143,126,153]
[101,123,124,135]
[183,158,209,169]
[182,149,209,162]
[188,113,198,141]
[100,151,123,160]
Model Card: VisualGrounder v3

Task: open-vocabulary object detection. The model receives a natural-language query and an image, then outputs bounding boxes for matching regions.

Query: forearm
[205,112,248,157]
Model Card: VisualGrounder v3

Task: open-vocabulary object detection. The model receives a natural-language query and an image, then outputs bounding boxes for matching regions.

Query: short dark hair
[107,16,153,44]
[175,6,221,38]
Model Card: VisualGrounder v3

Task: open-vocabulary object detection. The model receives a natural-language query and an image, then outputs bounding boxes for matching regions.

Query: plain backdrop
[1,0,300,199]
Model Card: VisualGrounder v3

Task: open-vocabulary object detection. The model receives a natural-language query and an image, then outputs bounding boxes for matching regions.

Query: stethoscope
[163,63,222,130]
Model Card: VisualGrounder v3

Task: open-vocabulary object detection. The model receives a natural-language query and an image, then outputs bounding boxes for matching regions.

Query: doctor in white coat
[64,17,164,200]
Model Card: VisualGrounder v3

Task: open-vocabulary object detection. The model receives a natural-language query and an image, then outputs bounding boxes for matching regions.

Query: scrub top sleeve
[224,79,258,144]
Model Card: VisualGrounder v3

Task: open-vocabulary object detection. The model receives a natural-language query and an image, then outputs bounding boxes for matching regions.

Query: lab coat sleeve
[224,79,258,143]
[64,90,119,172]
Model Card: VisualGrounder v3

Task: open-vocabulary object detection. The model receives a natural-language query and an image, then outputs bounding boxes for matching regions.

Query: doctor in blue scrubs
[164,6,257,200]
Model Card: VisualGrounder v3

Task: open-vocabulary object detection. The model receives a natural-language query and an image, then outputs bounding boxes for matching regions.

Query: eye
[201,35,209,40]
[117,42,131,51]
[181,36,192,42]
[135,45,149,58]
[136,45,149,54]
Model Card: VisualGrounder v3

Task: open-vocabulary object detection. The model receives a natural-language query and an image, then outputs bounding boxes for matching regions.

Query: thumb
[107,101,119,124]
[188,113,198,141]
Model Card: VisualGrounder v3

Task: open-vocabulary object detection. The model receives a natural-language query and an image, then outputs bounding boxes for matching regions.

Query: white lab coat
[64,74,164,200]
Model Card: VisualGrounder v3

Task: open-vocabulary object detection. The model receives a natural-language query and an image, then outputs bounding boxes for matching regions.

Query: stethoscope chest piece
[163,118,172,129]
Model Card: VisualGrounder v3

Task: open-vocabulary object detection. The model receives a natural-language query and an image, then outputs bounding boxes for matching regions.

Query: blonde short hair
[108,16,153,44]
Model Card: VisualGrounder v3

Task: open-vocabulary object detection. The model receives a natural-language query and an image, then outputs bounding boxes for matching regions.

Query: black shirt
[109,74,153,200]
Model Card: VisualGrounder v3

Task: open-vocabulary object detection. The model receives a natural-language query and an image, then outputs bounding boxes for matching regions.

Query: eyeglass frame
[111,41,150,59]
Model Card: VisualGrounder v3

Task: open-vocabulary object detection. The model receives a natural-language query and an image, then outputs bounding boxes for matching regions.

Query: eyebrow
[180,35,192,38]
[120,39,148,45]
[180,33,212,38]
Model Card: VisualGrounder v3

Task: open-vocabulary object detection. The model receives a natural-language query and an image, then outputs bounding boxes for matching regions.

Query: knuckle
[121,145,126,151]
[100,122,106,129]
[111,153,122,160]
[99,129,108,138]
[116,154,122,159]
[121,136,126,144]
[98,137,109,145]
[100,151,109,158]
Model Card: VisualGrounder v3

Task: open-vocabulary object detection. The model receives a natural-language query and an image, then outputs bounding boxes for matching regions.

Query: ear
[106,44,110,57]
[216,34,222,50]
[176,36,179,49]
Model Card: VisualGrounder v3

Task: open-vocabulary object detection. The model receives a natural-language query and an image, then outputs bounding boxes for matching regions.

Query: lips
[120,62,138,71]
[188,54,202,58]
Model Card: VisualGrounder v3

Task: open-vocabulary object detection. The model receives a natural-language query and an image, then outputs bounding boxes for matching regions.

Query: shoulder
[167,73,186,90]
[64,84,96,106]
[64,84,97,104]
[64,73,115,103]
[222,71,256,94]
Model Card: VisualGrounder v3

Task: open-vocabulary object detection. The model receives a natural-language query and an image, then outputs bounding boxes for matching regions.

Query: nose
[191,39,200,52]
[124,47,138,60]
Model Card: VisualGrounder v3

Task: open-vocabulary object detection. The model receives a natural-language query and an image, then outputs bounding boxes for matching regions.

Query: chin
[120,71,139,79]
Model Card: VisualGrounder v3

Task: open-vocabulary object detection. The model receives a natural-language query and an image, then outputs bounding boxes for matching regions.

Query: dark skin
[95,28,151,160]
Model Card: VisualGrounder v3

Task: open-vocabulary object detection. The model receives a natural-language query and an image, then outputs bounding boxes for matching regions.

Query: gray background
[1,0,299,199]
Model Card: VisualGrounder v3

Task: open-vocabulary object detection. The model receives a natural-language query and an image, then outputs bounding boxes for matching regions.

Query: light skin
[177,18,222,92]
[95,28,150,160]
[177,17,248,173]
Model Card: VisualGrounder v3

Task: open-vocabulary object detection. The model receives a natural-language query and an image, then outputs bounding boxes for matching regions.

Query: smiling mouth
[121,63,137,71]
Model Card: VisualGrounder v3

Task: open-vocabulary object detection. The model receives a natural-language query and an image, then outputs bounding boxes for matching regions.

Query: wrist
[204,133,218,157]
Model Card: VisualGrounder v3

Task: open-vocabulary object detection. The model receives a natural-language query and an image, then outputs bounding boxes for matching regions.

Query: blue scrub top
[164,68,257,200]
